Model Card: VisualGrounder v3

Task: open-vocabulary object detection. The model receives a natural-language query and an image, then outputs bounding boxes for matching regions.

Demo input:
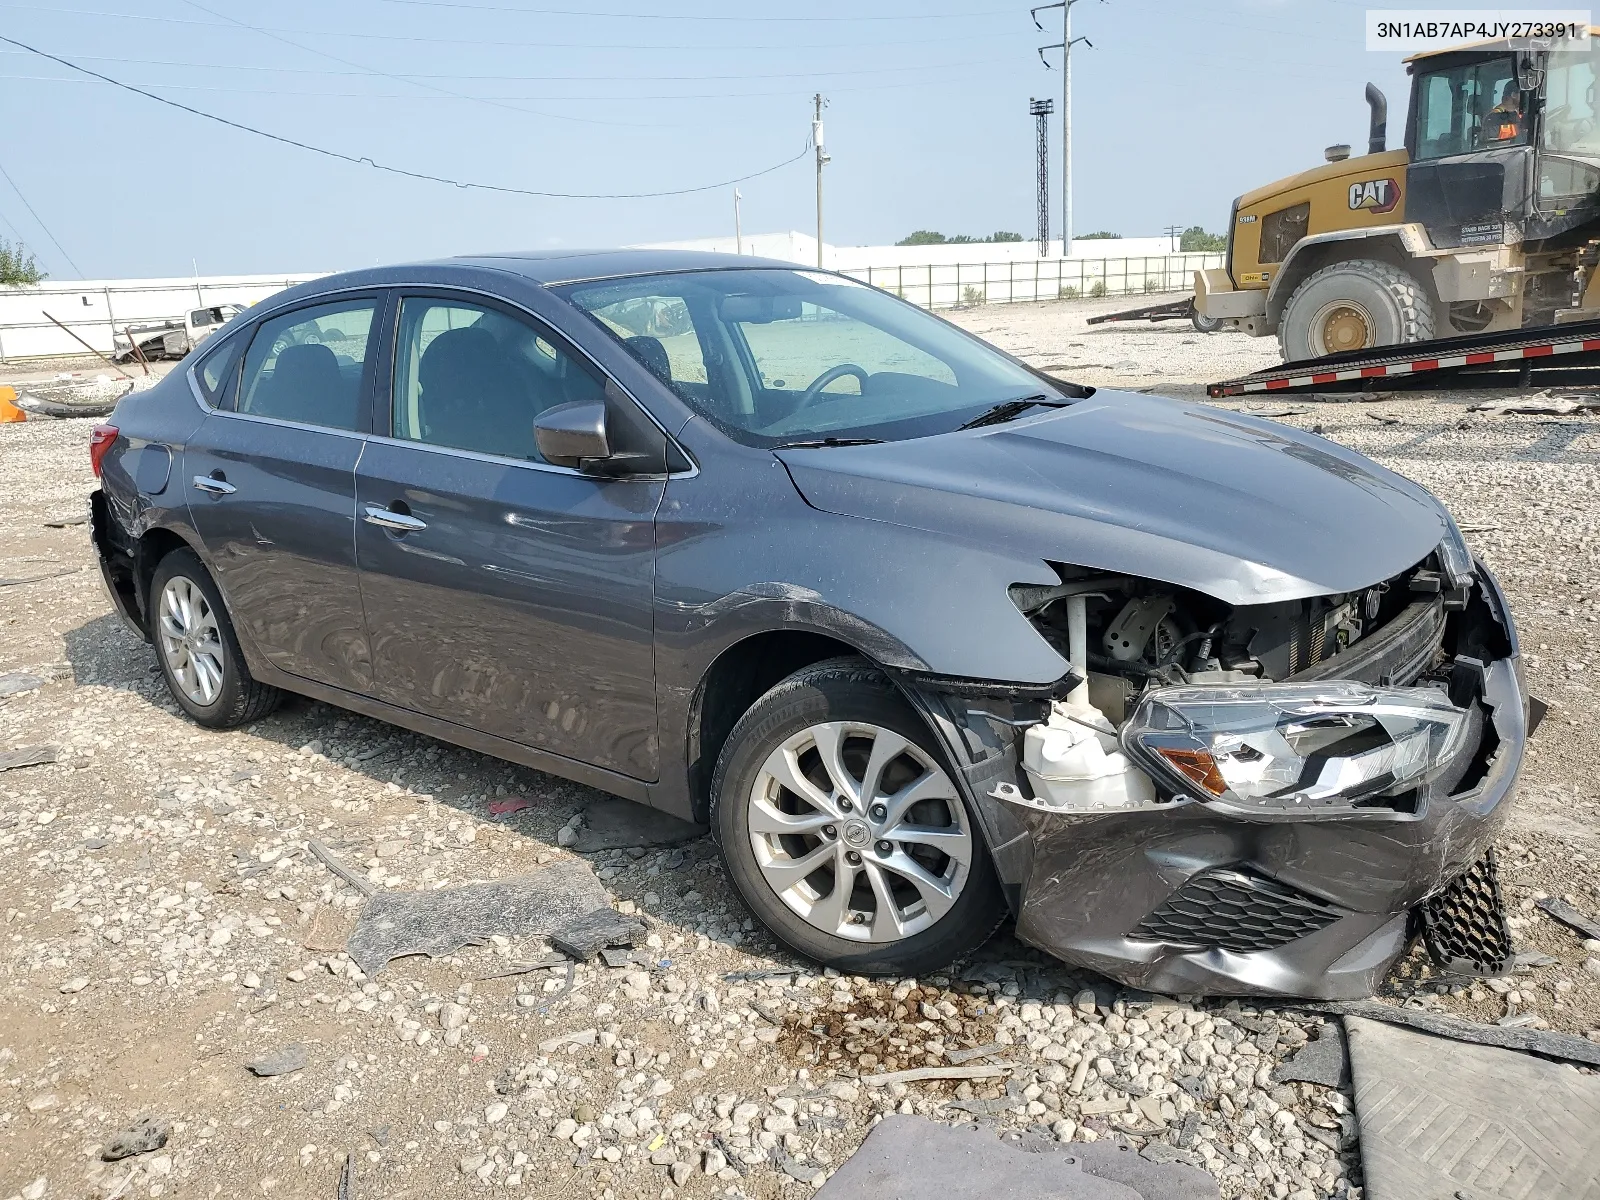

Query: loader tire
[1279,258,1434,361]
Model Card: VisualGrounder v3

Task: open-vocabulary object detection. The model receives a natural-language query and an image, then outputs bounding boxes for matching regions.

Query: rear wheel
[1279,258,1434,360]
[712,658,1005,976]
[150,548,282,729]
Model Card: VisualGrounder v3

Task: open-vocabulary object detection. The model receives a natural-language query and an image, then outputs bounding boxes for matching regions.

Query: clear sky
[0,0,1518,278]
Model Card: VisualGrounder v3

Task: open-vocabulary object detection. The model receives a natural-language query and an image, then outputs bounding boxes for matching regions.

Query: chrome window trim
[189,280,697,476]
[360,429,696,481]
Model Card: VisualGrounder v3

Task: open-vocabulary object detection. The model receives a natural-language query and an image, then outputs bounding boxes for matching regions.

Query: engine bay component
[1102,595,1178,662]
[1121,681,1470,817]
[1008,699,1159,813]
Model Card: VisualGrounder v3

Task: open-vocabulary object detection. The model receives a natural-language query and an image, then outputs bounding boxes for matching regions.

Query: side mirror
[534,401,611,468]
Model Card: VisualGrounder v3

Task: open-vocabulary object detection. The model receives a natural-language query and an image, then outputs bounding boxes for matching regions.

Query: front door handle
[192,474,236,495]
[363,504,427,533]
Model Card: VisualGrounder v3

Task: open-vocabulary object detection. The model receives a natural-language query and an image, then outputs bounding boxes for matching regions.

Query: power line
[0,156,81,277]
[377,0,1010,20]
[177,0,634,129]
[0,68,996,102]
[0,3,1022,51]
[0,34,813,201]
[0,47,1004,83]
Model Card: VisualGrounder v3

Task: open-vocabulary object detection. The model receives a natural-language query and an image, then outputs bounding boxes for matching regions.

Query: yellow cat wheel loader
[1196,33,1600,359]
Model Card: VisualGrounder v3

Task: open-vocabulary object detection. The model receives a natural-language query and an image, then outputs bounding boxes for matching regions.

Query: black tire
[712,657,1006,976]
[149,547,283,729]
[1191,311,1222,334]
[1279,258,1434,360]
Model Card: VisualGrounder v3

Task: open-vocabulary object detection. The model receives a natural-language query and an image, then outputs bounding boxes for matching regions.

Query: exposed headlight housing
[1121,682,1470,817]
[1438,511,1477,589]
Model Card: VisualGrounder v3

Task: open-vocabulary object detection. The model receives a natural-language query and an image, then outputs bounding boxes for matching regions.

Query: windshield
[556,268,1074,446]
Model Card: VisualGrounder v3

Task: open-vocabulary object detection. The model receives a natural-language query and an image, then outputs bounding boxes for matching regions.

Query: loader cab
[1404,39,1600,248]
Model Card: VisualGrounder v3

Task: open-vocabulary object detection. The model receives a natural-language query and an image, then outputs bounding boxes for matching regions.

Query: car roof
[451,248,805,285]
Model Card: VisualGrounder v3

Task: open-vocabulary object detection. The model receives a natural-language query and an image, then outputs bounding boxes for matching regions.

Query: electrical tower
[1030,98,1053,257]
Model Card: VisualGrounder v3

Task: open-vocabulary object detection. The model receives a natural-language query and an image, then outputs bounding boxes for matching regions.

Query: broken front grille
[1420,849,1515,976]
[1130,868,1347,953]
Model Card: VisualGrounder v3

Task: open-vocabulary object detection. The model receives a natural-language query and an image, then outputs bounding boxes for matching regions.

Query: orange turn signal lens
[1156,747,1227,796]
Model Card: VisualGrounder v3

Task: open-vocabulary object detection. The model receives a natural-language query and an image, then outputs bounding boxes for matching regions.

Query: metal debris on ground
[1467,390,1600,416]
[1536,896,1600,943]
[338,1150,356,1200]
[1345,1014,1600,1200]
[1299,999,1600,1067]
[477,957,567,981]
[0,568,77,588]
[547,907,647,961]
[0,745,58,772]
[246,1044,309,1077]
[812,1115,1219,1200]
[343,858,609,977]
[486,797,534,817]
[101,1114,170,1161]
[42,513,88,527]
[570,796,706,852]
[860,1063,1014,1086]
[1271,1023,1350,1089]
[307,838,377,898]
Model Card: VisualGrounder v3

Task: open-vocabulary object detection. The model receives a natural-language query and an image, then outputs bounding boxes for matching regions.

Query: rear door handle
[192,474,236,495]
[363,504,427,532]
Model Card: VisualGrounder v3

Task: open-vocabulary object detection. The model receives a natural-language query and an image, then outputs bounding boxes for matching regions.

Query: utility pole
[1034,1,1095,258]
[734,188,743,255]
[812,93,830,269]
[1030,98,1053,257]
[1163,224,1182,252]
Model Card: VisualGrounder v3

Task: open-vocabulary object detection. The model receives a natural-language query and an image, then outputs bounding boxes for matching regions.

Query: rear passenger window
[391,297,606,462]
[235,300,377,431]
[195,335,241,403]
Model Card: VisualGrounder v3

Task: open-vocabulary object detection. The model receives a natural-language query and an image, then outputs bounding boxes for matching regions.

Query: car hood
[775,390,1450,606]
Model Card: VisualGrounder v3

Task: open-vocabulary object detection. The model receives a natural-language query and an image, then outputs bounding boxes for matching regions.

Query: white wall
[0,273,326,360]
[632,231,1186,268]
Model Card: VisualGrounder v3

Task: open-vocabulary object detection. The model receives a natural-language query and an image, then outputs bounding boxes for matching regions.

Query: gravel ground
[1,296,1598,1200]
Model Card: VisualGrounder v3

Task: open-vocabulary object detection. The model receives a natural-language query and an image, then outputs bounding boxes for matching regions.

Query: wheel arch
[128,525,207,637]
[1266,225,1435,329]
[686,629,870,823]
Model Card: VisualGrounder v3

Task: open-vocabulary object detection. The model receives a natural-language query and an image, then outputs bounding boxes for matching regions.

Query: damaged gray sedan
[89,250,1526,999]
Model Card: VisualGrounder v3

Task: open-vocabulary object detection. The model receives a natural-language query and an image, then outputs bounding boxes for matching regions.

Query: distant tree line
[896,230,1025,246]
[0,239,44,286]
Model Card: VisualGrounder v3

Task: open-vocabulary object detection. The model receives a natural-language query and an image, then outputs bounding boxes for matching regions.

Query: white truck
[113,304,244,363]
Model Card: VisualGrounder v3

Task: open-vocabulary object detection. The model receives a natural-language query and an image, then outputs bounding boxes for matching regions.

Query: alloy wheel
[157,575,225,707]
[746,721,972,943]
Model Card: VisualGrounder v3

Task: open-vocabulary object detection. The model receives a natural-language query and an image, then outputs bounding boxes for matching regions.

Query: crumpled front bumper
[899,564,1525,1000]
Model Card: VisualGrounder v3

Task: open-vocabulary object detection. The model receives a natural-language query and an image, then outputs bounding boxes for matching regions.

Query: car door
[183,292,386,693]
[354,292,662,779]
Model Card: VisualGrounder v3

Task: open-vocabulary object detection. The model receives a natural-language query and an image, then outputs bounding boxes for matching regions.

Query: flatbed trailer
[1205,318,1600,398]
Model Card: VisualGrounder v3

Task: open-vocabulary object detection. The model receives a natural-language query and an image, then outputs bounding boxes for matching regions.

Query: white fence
[0,274,326,362]
[0,253,1224,362]
[842,253,1223,310]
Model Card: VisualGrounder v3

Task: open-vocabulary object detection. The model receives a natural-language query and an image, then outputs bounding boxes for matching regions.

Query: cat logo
[1348,177,1400,214]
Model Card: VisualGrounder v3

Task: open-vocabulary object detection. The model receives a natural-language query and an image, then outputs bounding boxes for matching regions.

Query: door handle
[363,504,427,533]
[191,474,236,495]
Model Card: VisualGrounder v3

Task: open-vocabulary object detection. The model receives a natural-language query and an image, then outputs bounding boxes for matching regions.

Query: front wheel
[712,658,1005,976]
[1278,258,1435,360]
[150,548,283,729]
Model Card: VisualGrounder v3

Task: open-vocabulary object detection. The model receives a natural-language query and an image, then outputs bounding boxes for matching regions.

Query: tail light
[89,424,118,478]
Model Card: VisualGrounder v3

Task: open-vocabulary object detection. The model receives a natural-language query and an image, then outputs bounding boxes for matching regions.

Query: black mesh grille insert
[1420,849,1515,976]
[1130,868,1348,953]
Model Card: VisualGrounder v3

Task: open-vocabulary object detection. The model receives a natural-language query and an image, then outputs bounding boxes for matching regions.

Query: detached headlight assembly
[1121,682,1470,816]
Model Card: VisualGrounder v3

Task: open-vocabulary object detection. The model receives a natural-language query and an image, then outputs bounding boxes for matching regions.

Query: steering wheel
[796,363,869,409]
